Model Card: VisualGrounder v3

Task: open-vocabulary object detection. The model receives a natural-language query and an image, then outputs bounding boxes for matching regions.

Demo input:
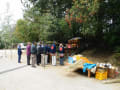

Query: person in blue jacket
[47,44,51,63]
[50,43,56,54]
[18,44,22,63]
[44,44,48,54]
[50,42,56,65]
[59,43,65,65]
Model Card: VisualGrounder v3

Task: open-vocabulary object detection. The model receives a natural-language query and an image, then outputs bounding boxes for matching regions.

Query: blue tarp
[83,63,96,72]
[68,56,75,64]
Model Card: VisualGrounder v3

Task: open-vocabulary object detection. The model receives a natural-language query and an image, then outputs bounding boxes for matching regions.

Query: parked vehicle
[19,43,26,50]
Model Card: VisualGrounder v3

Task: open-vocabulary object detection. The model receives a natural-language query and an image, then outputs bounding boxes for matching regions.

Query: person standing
[26,42,31,65]
[47,44,51,63]
[18,44,22,63]
[31,42,37,67]
[59,43,65,65]
[50,42,56,66]
[37,42,42,65]
[45,44,48,54]
[44,44,49,64]
[40,42,46,67]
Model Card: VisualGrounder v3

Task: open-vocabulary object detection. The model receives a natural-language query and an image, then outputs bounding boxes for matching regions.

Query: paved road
[0,50,120,90]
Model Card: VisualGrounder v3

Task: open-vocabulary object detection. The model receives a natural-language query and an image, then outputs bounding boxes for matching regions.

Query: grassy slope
[80,49,120,70]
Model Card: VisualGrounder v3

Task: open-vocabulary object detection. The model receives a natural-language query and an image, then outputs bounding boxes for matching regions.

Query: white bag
[45,55,48,65]
[52,56,56,66]
[41,54,45,67]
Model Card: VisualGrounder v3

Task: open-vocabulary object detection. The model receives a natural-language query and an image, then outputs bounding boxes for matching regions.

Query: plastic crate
[95,71,107,80]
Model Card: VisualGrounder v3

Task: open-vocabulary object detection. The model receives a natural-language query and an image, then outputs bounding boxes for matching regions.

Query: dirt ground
[0,49,120,90]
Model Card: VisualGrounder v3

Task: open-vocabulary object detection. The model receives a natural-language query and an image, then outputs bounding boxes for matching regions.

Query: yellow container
[76,56,81,60]
[95,71,107,80]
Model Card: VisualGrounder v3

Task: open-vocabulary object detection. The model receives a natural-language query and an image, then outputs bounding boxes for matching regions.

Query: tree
[15,19,40,42]
[20,0,73,42]
[0,2,17,48]
[20,0,120,51]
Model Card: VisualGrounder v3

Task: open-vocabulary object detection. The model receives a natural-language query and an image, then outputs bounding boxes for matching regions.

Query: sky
[0,0,24,24]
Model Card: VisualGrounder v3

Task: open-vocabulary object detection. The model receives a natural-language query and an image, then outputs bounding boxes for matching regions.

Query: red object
[80,19,83,23]
[115,72,119,76]
[51,46,54,50]
[68,44,71,48]
[59,47,63,51]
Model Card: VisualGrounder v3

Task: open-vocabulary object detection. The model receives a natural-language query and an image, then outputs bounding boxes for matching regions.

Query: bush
[111,53,120,66]
[0,41,5,49]
[115,46,120,53]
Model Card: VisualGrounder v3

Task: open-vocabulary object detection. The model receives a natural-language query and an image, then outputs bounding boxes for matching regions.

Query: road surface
[0,50,120,90]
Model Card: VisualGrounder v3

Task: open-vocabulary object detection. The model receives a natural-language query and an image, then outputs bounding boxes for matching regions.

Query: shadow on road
[0,65,28,75]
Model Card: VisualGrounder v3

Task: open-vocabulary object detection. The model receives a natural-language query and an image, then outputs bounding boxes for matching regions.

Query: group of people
[17,41,65,67]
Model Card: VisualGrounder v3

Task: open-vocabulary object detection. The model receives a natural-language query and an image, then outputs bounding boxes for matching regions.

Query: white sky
[0,0,24,24]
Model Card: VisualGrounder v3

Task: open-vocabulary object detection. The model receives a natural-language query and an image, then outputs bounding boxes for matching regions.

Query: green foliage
[15,19,40,42]
[99,0,120,48]
[111,53,120,66]
[114,47,120,53]
[0,21,17,49]
[19,0,74,42]
[0,36,5,49]
[65,0,120,49]
[16,0,120,52]
[47,18,72,42]
[112,53,120,60]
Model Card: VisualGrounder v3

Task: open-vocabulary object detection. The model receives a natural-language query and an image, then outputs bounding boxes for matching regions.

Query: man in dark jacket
[31,42,37,67]
[18,44,22,63]
[50,42,56,66]
[37,42,42,65]
[37,42,45,65]
[59,43,65,65]
[44,44,48,54]
[47,44,51,63]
